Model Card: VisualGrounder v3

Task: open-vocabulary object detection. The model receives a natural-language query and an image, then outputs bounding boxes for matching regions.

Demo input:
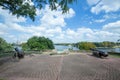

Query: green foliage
[109,52,120,58]
[93,41,116,47]
[0,37,13,52]
[76,41,117,50]
[0,78,6,80]
[77,42,96,50]
[21,43,29,50]
[102,41,116,47]
[22,36,54,50]
[0,0,77,21]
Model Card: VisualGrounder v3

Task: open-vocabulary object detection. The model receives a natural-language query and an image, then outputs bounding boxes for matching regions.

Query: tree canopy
[22,36,54,50]
[0,37,13,52]
[77,42,96,50]
[76,41,117,50]
[0,0,77,21]
[93,41,116,48]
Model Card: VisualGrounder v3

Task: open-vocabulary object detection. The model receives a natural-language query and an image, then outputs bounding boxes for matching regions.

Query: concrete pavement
[0,53,120,80]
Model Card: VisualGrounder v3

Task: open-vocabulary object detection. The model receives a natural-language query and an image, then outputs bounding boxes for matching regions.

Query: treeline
[21,36,54,50]
[0,36,118,51]
[93,42,116,47]
[55,43,75,46]
[76,41,117,50]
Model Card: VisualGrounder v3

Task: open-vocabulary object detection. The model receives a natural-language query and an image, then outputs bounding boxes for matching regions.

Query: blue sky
[0,0,120,43]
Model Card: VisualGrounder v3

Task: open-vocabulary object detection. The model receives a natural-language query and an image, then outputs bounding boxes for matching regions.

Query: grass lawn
[0,51,42,58]
[109,52,120,58]
[0,52,13,58]
[0,78,6,80]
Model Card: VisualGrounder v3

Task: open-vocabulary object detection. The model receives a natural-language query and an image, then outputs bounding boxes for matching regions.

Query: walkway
[0,53,120,80]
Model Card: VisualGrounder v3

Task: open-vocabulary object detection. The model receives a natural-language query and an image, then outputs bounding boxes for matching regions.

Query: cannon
[90,48,108,58]
[14,47,24,59]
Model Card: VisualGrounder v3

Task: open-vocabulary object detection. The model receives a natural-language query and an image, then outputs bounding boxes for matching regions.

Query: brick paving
[0,53,120,80]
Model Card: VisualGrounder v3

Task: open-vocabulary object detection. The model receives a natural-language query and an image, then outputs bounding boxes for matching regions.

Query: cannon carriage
[14,47,25,59]
[90,48,108,58]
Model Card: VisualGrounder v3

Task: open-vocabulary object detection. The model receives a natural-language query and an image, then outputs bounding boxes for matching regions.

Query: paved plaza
[0,53,120,80]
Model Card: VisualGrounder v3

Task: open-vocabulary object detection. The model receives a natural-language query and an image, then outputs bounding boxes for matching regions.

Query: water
[54,45,120,53]
[97,47,120,53]
[14,45,120,53]
[54,45,79,51]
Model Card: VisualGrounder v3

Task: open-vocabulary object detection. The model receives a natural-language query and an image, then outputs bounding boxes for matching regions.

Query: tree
[93,41,116,48]
[0,37,7,51]
[101,41,115,47]
[77,42,96,50]
[0,0,77,21]
[26,36,54,50]
[0,37,13,52]
[21,42,29,50]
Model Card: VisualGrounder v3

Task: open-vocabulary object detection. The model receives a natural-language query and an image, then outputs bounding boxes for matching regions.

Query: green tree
[26,36,54,50]
[0,0,77,21]
[21,42,29,50]
[0,37,13,52]
[101,41,115,47]
[93,42,103,47]
[77,42,96,50]
[93,41,116,48]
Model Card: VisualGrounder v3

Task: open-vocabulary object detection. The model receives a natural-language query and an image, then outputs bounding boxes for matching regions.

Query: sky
[0,0,120,43]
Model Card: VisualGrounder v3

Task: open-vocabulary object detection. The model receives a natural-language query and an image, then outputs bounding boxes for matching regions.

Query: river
[54,45,120,53]
[54,45,79,51]
[97,47,120,53]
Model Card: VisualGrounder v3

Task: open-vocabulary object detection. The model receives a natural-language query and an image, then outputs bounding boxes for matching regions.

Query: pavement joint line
[56,55,64,80]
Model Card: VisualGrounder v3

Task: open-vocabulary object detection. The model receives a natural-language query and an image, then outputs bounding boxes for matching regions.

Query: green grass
[109,52,120,58]
[0,78,6,80]
[24,51,42,55]
[0,51,43,58]
[49,53,57,55]
[0,52,13,58]
[109,54,120,58]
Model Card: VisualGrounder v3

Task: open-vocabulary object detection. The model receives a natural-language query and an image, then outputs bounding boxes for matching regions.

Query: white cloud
[52,27,119,43]
[0,23,10,36]
[90,0,120,14]
[23,0,34,6]
[40,5,75,28]
[91,13,120,23]
[66,29,76,36]
[0,4,119,43]
[0,8,26,23]
[0,5,75,43]
[103,21,120,33]
[94,19,106,23]
[51,20,119,42]
[0,31,6,35]
[103,14,120,20]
